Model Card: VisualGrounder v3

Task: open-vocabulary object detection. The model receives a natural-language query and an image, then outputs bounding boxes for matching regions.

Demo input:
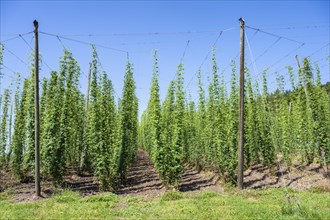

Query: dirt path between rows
[4,149,221,202]
[4,149,328,202]
[117,149,164,197]
[117,149,221,196]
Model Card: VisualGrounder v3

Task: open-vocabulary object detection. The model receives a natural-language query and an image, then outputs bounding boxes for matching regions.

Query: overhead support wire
[56,35,67,50]
[171,39,191,81]
[246,25,304,44]
[223,29,260,73]
[308,42,330,57]
[240,24,326,84]
[248,37,282,66]
[42,60,53,72]
[2,65,17,80]
[55,35,81,79]
[246,32,259,80]
[262,24,330,30]
[245,42,305,80]
[313,56,330,63]
[246,26,306,76]
[3,45,29,67]
[88,44,121,99]
[249,29,260,41]
[201,30,224,67]
[1,31,33,43]
[17,33,54,72]
[268,43,305,69]
[19,34,34,51]
[184,29,226,91]
[180,40,190,63]
[59,29,230,37]
[39,31,128,54]
[2,64,16,74]
[268,42,330,76]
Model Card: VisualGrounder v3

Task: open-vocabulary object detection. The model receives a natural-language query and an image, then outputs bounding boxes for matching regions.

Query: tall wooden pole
[238,17,245,190]
[33,20,41,197]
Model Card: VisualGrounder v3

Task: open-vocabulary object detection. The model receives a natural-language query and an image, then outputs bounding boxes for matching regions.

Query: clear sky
[1,1,329,116]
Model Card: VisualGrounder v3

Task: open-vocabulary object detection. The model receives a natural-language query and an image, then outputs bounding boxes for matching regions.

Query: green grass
[1,188,329,220]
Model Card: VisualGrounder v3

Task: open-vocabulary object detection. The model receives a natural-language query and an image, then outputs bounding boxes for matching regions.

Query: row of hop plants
[0,41,329,190]
[139,49,330,188]
[0,44,138,191]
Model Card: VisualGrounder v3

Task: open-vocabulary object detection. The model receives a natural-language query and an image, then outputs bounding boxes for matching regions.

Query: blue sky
[1,1,329,116]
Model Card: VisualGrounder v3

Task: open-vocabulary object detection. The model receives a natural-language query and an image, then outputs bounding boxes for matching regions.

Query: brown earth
[1,149,329,203]
[117,149,165,197]
[117,149,221,197]
[244,162,329,191]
